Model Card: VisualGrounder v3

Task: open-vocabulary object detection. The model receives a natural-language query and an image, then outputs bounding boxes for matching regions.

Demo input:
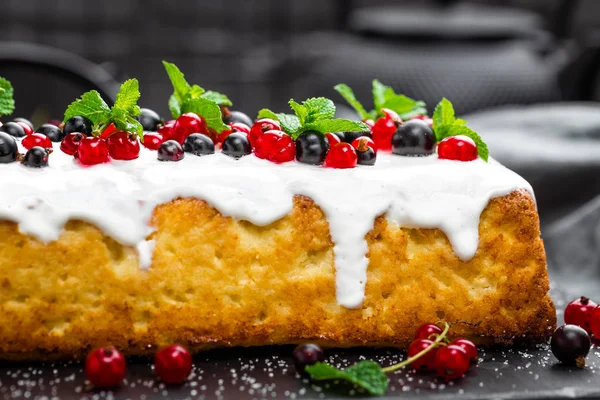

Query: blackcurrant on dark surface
[550,324,591,368]
[222,132,251,159]
[0,122,26,138]
[23,146,49,168]
[342,130,371,144]
[63,116,93,136]
[0,132,18,163]
[295,130,329,165]
[158,140,184,162]
[224,110,253,127]
[13,117,34,129]
[292,343,325,373]
[357,147,376,165]
[36,124,65,142]
[392,120,436,157]
[136,108,162,132]
[183,133,215,156]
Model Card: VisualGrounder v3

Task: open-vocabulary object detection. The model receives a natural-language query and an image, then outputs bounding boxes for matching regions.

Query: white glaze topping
[0,140,533,308]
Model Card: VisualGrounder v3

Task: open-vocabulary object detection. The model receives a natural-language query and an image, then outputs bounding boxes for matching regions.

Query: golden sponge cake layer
[0,190,555,360]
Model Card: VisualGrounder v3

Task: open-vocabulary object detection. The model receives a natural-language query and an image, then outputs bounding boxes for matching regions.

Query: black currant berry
[295,130,329,165]
[36,124,65,142]
[224,110,253,127]
[23,146,50,168]
[222,132,251,159]
[342,130,371,144]
[0,122,26,138]
[183,133,215,156]
[392,120,436,157]
[292,343,325,374]
[63,116,93,136]
[13,117,34,129]
[551,324,591,368]
[357,148,376,165]
[157,140,184,162]
[0,132,18,163]
[136,108,162,132]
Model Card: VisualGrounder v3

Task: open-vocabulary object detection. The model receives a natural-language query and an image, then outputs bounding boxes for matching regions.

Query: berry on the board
[172,113,207,144]
[23,146,50,168]
[157,140,185,162]
[255,130,296,163]
[0,121,26,138]
[372,108,400,152]
[437,135,478,162]
[85,347,126,388]
[22,133,53,150]
[60,133,84,156]
[63,116,93,136]
[391,120,436,157]
[591,306,600,339]
[342,130,372,144]
[183,133,215,156]
[13,117,34,130]
[435,344,470,380]
[550,325,591,368]
[353,136,377,166]
[222,132,251,159]
[35,124,65,142]
[415,323,443,340]
[154,345,193,384]
[324,142,357,169]
[249,118,281,148]
[407,339,438,371]
[136,108,162,132]
[295,130,329,165]
[77,137,110,166]
[564,297,597,334]
[107,131,140,161]
[0,132,18,164]
[224,110,253,127]
[158,120,176,141]
[142,133,164,151]
[450,339,478,365]
[292,343,325,373]
[325,132,341,147]
[15,121,34,136]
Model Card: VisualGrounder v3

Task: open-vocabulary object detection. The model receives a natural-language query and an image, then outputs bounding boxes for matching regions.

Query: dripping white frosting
[0,140,533,308]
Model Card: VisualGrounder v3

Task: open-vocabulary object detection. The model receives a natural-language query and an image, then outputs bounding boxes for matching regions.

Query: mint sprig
[162,61,230,132]
[0,77,16,117]
[432,98,488,162]
[334,80,427,121]
[258,97,369,139]
[63,78,144,138]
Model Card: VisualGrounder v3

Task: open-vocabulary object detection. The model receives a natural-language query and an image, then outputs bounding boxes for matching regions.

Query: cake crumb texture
[0,190,555,360]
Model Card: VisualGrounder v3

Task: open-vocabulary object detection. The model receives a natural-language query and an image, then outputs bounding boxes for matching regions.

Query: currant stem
[381,322,450,374]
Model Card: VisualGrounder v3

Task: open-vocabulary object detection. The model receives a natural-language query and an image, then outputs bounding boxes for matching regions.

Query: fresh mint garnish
[162,61,230,132]
[432,98,488,162]
[305,361,388,396]
[63,78,144,138]
[335,79,427,121]
[0,77,16,117]
[258,97,369,139]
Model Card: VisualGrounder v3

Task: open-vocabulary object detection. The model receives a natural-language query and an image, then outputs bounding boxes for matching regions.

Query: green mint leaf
[305,361,388,396]
[63,90,111,125]
[303,97,336,123]
[257,108,301,135]
[372,79,388,112]
[201,90,232,106]
[303,119,370,138]
[189,84,205,99]
[180,97,229,133]
[455,118,467,125]
[432,98,456,128]
[289,100,308,125]
[257,108,278,120]
[0,77,15,117]
[333,83,370,120]
[168,95,181,119]
[162,61,193,104]
[114,79,141,115]
[110,107,144,139]
[435,124,489,162]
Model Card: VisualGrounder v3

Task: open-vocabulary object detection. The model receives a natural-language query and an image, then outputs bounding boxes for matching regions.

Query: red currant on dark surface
[158,140,185,162]
[450,339,478,365]
[158,120,176,141]
[107,131,140,160]
[415,323,443,340]
[154,345,193,384]
[15,121,34,136]
[77,137,110,166]
[324,143,357,169]
[407,339,438,371]
[60,133,84,156]
[171,113,207,144]
[85,347,126,388]
[292,343,325,373]
[142,133,164,151]
[550,324,591,368]
[255,130,296,163]
[325,132,341,148]
[437,135,478,162]
[372,108,400,152]
[564,297,597,334]
[591,306,600,339]
[250,118,281,148]
[435,344,470,380]
[22,133,53,150]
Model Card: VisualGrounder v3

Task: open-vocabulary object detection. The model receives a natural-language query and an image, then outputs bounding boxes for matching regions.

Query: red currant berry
[415,323,443,340]
[590,306,600,339]
[107,131,140,160]
[85,347,126,388]
[351,136,377,152]
[100,123,118,139]
[158,120,176,140]
[372,109,401,152]
[172,113,207,144]
[254,130,296,163]
[565,297,598,334]
[60,133,84,156]
[16,121,34,136]
[77,137,110,166]
[325,132,341,147]
[450,339,478,365]
[22,133,53,150]
[324,143,357,169]
[154,345,193,384]
[407,339,438,371]
[435,344,470,380]
[230,122,251,134]
[437,135,478,162]
[142,133,164,150]
[250,118,281,148]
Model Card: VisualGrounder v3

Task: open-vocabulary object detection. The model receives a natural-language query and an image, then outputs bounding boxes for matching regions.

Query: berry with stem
[23,146,50,168]
[451,339,478,365]
[551,325,591,368]
[353,136,377,166]
[85,347,126,388]
[415,323,443,340]
[250,118,280,148]
[60,133,84,156]
[407,339,438,371]
[564,296,597,334]
[107,131,140,160]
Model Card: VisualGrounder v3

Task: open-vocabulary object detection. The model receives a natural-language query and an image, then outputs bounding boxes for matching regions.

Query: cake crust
[0,190,555,360]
